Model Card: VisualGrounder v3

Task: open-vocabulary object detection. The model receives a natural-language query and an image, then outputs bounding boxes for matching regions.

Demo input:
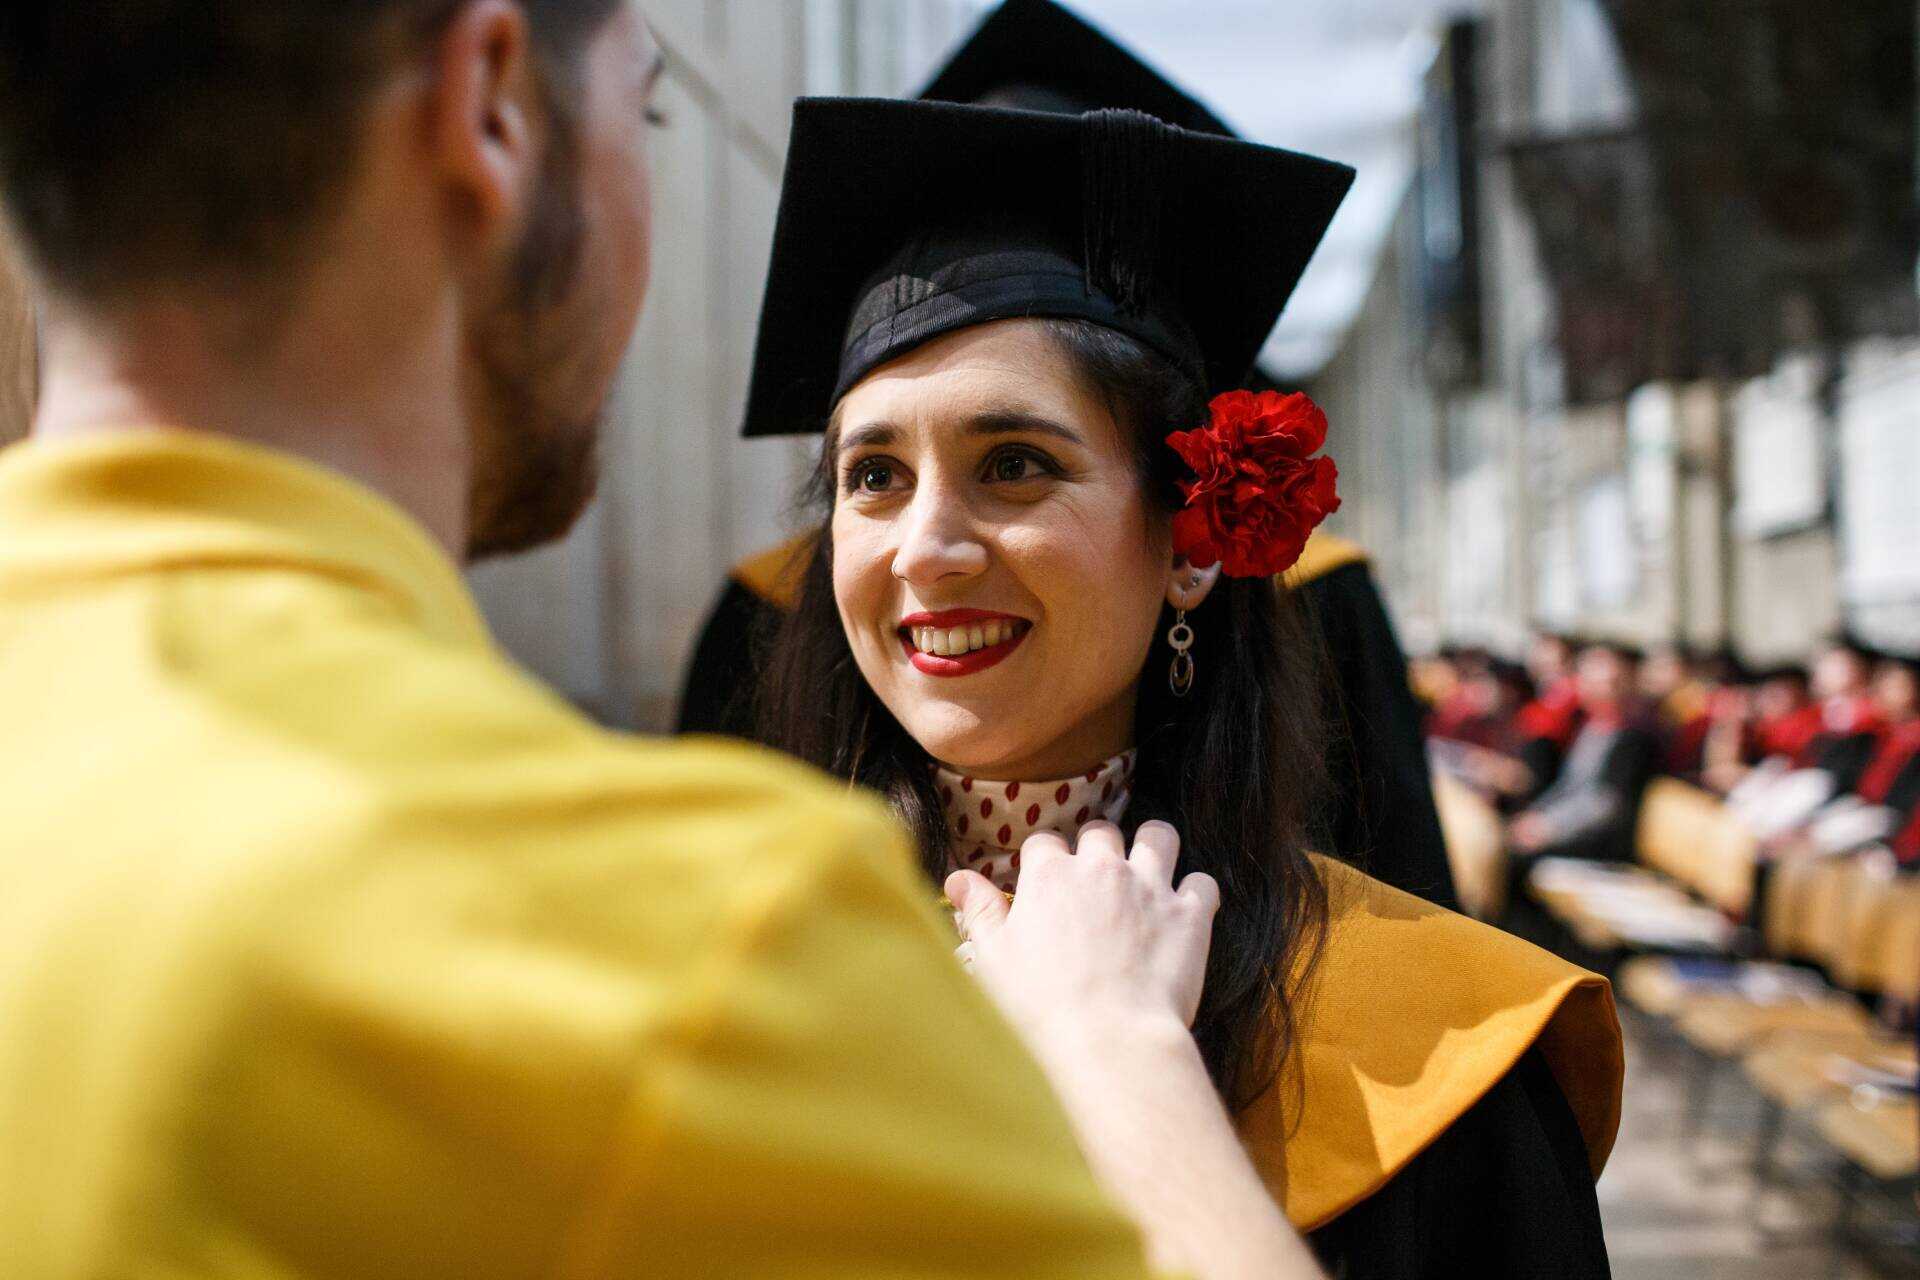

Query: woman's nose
[891,487,989,586]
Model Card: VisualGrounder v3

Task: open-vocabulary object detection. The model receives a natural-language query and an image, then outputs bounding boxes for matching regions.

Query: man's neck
[31,295,473,560]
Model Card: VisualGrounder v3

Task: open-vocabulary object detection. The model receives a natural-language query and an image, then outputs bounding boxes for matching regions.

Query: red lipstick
[898,610,1032,678]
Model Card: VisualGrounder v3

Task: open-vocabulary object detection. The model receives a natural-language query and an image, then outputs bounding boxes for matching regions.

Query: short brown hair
[0,0,621,300]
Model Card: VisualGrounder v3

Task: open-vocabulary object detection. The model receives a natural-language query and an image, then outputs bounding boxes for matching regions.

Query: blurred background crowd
[1,1,1916,1275]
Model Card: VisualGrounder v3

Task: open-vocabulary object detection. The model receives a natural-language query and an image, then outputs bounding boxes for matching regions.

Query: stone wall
[0,235,34,447]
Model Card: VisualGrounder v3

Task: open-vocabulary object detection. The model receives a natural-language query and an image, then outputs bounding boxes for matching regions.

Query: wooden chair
[1636,777,1759,916]
[1829,872,1920,1001]
[1741,1032,1917,1184]
[1430,769,1507,920]
[1813,859,1871,972]
[1815,1091,1919,1265]
[1816,1094,1919,1183]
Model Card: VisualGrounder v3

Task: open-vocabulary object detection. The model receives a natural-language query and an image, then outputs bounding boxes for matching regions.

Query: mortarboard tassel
[1080,107,1175,316]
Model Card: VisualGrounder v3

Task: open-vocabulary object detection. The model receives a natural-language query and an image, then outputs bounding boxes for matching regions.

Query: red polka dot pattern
[931,750,1138,894]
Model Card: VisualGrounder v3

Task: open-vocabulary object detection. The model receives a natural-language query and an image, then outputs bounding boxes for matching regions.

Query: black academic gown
[1306,1050,1611,1279]
[676,531,1462,912]
[1249,854,1618,1280]
[1303,553,1459,910]
[1803,728,1884,798]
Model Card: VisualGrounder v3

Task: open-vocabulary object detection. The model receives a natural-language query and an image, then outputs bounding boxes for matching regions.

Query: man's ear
[426,0,537,236]
[1167,555,1221,611]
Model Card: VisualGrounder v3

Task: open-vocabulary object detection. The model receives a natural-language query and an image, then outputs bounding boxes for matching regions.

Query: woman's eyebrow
[836,422,898,455]
[836,411,1083,455]
[966,410,1085,446]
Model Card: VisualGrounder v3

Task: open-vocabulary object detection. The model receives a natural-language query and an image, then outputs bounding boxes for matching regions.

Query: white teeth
[909,619,1025,657]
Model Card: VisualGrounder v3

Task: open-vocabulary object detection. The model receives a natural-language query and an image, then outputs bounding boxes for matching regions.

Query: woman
[679,0,1457,922]
[740,96,1622,1277]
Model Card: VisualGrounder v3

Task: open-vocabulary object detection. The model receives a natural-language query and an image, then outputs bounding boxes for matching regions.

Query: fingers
[1176,870,1221,920]
[1020,829,1071,876]
[1128,819,1181,885]
[1074,820,1126,864]
[946,870,1009,941]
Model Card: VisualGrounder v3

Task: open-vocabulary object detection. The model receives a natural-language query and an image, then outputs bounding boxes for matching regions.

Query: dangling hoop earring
[1167,609,1196,698]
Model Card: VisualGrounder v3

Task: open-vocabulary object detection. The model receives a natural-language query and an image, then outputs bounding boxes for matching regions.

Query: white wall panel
[725,0,809,147]
[1837,340,1920,652]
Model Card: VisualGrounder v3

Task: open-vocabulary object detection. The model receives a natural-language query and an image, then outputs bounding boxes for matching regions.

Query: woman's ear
[1166,555,1222,611]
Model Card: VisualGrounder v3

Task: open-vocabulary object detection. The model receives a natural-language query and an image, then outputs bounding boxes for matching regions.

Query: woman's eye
[987,450,1051,483]
[855,462,895,492]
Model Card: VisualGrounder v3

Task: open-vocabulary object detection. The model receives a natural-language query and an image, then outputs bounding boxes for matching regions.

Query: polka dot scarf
[933,750,1138,892]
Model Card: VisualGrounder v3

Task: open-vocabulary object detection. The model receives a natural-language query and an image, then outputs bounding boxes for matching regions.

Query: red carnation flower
[1165,389,1341,579]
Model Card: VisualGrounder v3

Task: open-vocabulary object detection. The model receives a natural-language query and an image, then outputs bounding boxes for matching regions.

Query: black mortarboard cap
[919,0,1234,136]
[739,98,1353,437]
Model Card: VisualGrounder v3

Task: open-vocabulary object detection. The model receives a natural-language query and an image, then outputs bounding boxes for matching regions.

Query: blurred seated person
[1507,643,1661,865]
[1640,643,1727,779]
[1703,664,1815,792]
[1449,633,1593,815]
[1639,643,1700,725]
[1767,656,1920,862]
[1888,790,1920,873]
[1514,632,1586,790]
[1409,651,1460,718]
[1424,649,1499,746]
[1674,651,1748,782]
[1430,660,1554,811]
[1726,640,1885,838]
[1522,632,1582,743]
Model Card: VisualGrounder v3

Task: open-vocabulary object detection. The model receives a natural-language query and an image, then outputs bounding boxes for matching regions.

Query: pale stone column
[0,233,35,446]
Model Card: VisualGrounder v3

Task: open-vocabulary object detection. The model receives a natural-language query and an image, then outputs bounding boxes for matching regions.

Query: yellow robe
[0,431,1160,1279]
[1249,857,1621,1230]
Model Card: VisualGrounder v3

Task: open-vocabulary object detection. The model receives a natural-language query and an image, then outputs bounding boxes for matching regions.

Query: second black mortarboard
[920,0,1234,136]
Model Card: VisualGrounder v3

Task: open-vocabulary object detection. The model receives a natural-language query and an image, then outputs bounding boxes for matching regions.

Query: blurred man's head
[1810,641,1872,702]
[1754,668,1810,721]
[1527,633,1574,686]
[1575,644,1638,711]
[0,0,657,559]
[1639,644,1693,702]
[1871,659,1920,722]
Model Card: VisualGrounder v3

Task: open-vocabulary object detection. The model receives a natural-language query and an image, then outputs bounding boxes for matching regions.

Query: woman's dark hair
[757,318,1330,1112]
